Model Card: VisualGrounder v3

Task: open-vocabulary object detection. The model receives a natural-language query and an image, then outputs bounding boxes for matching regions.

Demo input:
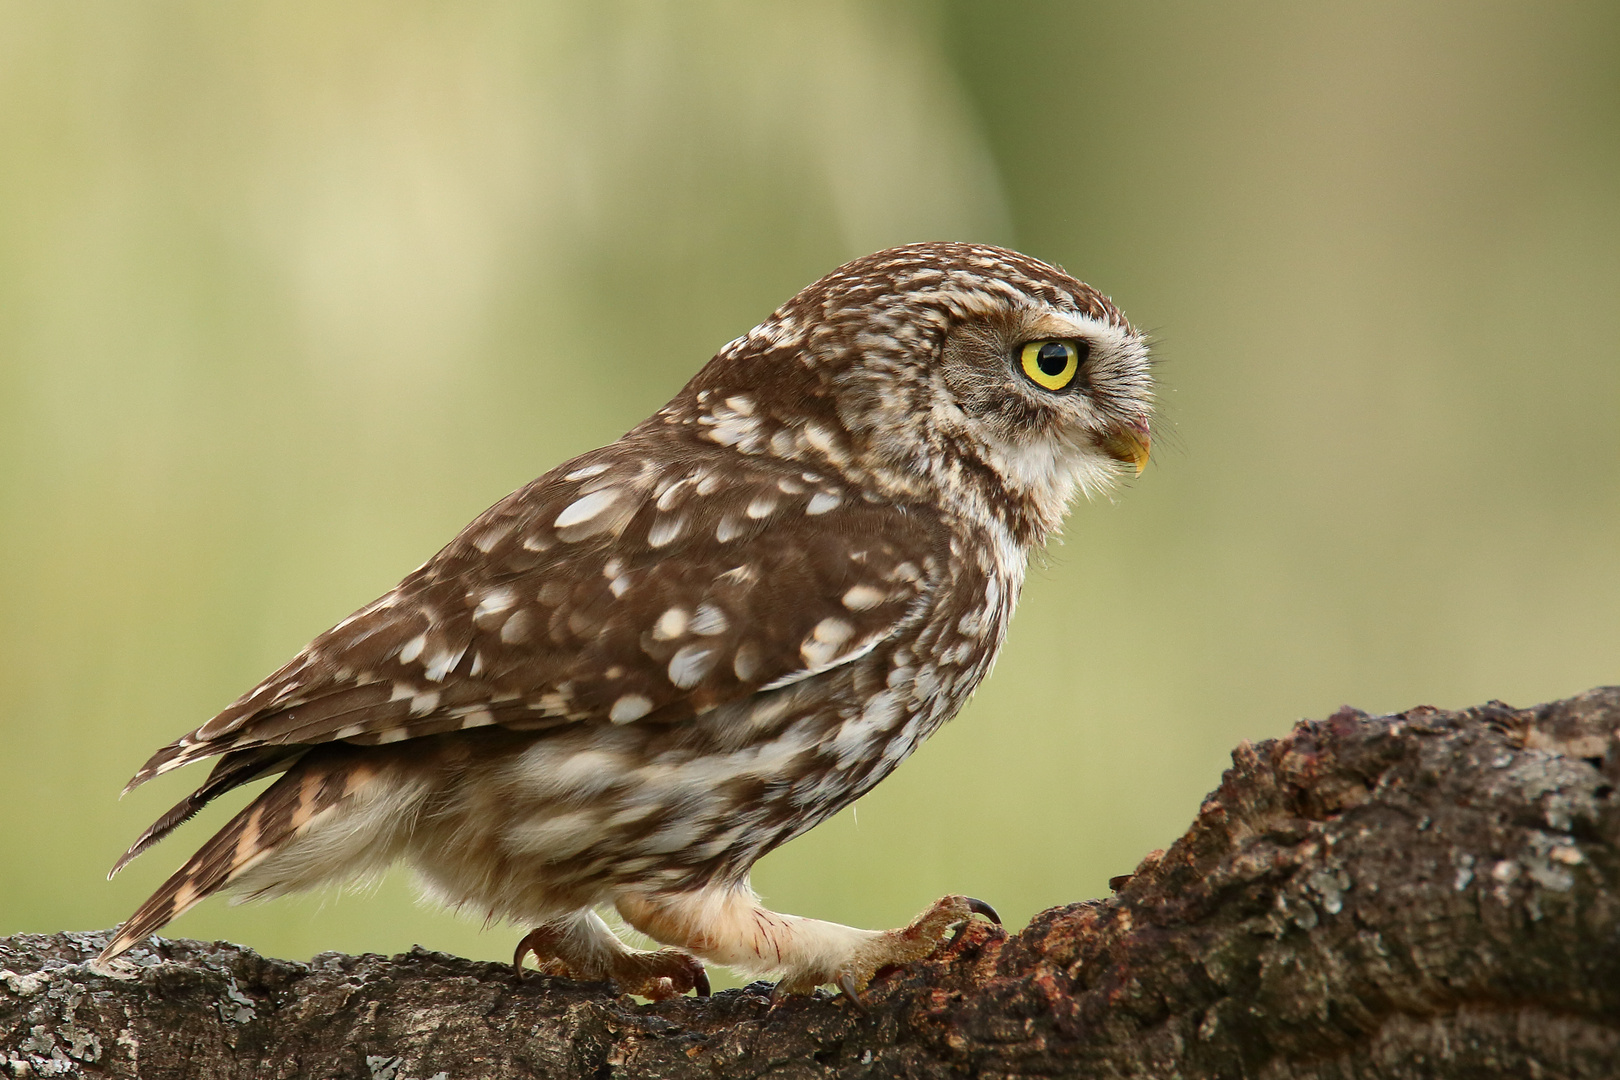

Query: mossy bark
[6,688,1619,1078]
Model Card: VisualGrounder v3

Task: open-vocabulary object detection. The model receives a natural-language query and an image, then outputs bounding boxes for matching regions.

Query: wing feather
[125,437,944,791]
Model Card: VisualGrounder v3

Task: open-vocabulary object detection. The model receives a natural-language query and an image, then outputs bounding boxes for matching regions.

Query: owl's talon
[790,893,1003,1004]
[836,971,868,1013]
[947,896,1001,947]
[512,925,560,976]
[694,968,711,997]
[963,896,1001,925]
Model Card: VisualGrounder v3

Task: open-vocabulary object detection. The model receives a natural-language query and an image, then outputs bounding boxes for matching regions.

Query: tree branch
[6,688,1619,1078]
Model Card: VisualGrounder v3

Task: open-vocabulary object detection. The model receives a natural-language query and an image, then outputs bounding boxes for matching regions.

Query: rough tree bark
[5,688,1619,1079]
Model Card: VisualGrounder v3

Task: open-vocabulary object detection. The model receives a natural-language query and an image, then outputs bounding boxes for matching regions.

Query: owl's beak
[1100,418,1151,475]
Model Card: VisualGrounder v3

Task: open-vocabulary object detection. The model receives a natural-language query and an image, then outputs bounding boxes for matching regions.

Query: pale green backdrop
[3,2,1617,985]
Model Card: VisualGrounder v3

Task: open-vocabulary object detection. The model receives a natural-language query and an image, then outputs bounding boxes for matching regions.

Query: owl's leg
[614,887,998,1003]
[512,908,709,1000]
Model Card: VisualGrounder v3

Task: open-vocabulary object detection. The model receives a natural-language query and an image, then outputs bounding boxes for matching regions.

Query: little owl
[97,242,1152,1002]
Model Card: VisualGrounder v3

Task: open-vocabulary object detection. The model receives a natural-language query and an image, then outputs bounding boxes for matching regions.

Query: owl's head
[694,242,1152,542]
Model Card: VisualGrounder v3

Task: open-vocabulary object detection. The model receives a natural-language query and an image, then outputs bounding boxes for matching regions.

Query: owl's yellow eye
[1018,340,1084,392]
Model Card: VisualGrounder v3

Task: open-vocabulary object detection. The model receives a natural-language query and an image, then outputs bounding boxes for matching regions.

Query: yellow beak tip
[1101,426,1151,475]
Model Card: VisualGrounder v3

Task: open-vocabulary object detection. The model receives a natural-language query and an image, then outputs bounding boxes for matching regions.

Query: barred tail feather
[109,747,304,879]
[96,749,371,966]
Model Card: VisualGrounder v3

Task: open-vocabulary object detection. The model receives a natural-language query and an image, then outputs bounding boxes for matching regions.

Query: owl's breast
[715,515,1026,853]
[859,515,1025,762]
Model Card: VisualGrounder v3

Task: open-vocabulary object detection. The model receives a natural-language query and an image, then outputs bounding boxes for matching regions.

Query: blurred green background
[3,1,1617,983]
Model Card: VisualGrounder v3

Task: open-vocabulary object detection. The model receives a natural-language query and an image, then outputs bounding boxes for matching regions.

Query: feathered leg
[614,884,998,1003]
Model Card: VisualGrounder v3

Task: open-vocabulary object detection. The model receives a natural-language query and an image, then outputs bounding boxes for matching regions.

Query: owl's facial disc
[941,303,1152,505]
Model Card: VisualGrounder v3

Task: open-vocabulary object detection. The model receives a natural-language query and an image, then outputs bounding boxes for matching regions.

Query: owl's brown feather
[109,746,301,878]
[126,453,941,790]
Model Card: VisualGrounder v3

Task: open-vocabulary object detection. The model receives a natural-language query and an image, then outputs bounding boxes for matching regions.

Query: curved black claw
[964,896,1001,925]
[693,967,712,997]
[947,897,1002,948]
[836,972,868,1015]
[512,928,547,976]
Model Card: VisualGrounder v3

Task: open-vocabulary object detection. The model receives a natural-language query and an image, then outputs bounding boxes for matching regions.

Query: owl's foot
[772,894,1000,1006]
[512,910,709,1001]
[615,887,998,1007]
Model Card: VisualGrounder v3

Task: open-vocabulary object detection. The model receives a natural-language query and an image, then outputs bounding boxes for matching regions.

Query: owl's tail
[94,747,376,968]
[108,746,305,880]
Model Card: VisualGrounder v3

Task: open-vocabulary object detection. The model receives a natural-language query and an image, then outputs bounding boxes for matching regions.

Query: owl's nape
[95,243,1152,1001]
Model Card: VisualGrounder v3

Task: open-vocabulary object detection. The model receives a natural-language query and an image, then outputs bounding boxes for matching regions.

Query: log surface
[5,687,1619,1078]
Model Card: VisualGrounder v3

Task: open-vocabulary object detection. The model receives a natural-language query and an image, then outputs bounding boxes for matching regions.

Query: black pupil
[1037,342,1071,377]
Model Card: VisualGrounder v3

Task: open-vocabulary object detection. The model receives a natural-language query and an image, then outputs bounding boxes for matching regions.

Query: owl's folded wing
[124,441,951,795]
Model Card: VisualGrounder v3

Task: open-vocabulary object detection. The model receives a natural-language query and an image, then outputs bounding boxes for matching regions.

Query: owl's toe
[513,922,708,1000]
[614,948,709,1001]
[513,925,561,976]
[828,893,1001,1005]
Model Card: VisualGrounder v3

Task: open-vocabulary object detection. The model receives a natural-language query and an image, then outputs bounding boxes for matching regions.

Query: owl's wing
[127,441,948,792]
